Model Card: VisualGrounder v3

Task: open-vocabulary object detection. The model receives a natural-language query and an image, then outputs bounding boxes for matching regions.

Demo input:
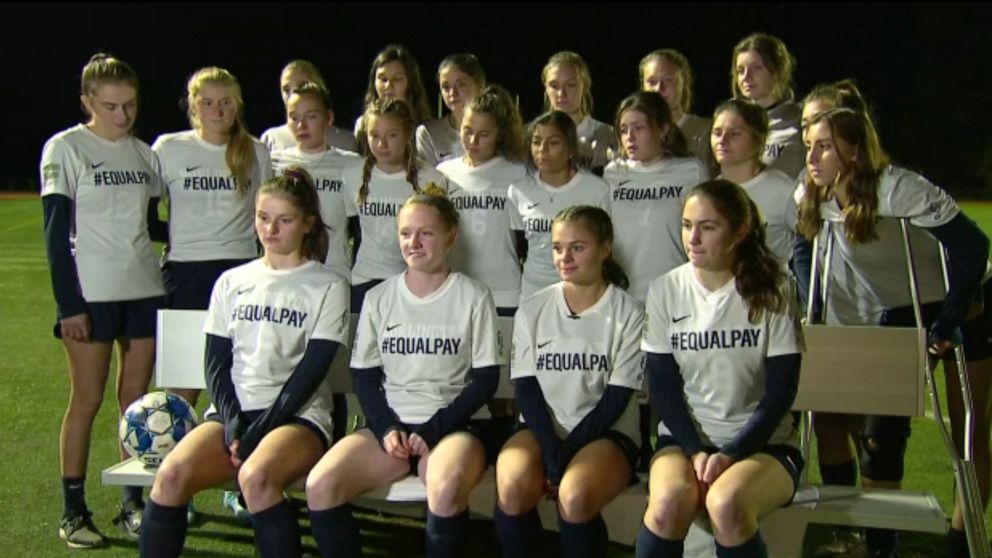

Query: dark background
[5,2,992,195]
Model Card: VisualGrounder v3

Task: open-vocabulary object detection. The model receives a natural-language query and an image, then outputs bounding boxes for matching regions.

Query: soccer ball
[119,391,199,467]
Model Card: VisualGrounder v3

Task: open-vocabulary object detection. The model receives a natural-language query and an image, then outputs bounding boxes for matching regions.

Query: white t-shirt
[575,115,617,170]
[261,124,358,153]
[40,124,165,301]
[763,101,805,179]
[604,156,710,301]
[351,272,505,424]
[416,117,463,168]
[737,168,798,266]
[508,171,611,300]
[203,259,350,436]
[152,130,271,262]
[343,161,448,285]
[271,146,362,279]
[439,156,527,308]
[642,263,801,448]
[512,283,645,443]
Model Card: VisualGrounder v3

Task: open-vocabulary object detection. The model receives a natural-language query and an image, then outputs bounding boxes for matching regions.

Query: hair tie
[283,168,304,184]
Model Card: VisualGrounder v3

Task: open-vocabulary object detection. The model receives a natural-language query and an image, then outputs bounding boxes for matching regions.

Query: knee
[705,487,751,537]
[644,481,697,534]
[151,458,193,505]
[305,467,348,509]
[496,471,542,515]
[860,434,907,482]
[67,389,104,417]
[556,483,598,523]
[426,468,468,514]
[238,462,277,509]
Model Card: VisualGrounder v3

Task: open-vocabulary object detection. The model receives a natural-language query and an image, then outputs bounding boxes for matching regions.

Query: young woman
[731,33,805,179]
[637,179,803,558]
[437,83,527,315]
[508,111,610,300]
[305,188,503,558]
[541,51,616,174]
[345,98,448,312]
[639,49,712,165]
[417,53,486,167]
[260,59,357,153]
[138,168,350,558]
[354,44,432,140]
[41,53,166,548]
[797,104,992,558]
[710,98,796,267]
[495,206,644,558]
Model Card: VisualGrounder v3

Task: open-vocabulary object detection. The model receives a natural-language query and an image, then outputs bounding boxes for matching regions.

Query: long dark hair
[258,166,329,262]
[552,205,629,290]
[614,91,689,158]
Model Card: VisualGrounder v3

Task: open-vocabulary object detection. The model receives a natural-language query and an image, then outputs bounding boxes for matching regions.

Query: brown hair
[356,98,420,206]
[466,84,527,162]
[553,205,629,289]
[639,49,695,115]
[363,44,431,125]
[614,91,690,159]
[541,51,594,117]
[731,33,796,102]
[258,166,329,261]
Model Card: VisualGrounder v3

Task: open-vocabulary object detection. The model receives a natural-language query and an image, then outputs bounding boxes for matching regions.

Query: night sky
[5,2,991,195]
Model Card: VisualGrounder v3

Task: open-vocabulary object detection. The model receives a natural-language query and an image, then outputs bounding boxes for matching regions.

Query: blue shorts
[163,259,253,311]
[513,422,640,484]
[54,296,163,341]
[205,409,330,451]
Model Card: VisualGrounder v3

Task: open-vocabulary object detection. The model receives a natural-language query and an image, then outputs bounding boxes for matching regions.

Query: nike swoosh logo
[386,324,401,332]
[618,179,631,186]
[438,152,451,158]
[237,286,254,295]
[673,315,691,323]
[538,340,553,349]
[186,166,200,172]
[526,203,540,210]
[91,162,104,169]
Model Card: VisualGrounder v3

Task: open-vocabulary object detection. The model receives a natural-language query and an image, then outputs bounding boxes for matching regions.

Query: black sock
[947,526,970,558]
[865,528,899,557]
[251,499,302,558]
[635,524,684,558]
[819,459,858,486]
[715,531,767,558]
[61,476,87,518]
[493,506,542,558]
[123,485,144,505]
[558,513,608,558]
[138,499,187,558]
[425,510,468,558]
[309,504,361,558]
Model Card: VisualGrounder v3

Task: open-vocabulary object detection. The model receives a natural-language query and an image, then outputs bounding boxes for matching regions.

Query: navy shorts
[513,422,641,484]
[205,409,330,451]
[54,296,162,341]
[372,417,514,475]
[163,259,253,310]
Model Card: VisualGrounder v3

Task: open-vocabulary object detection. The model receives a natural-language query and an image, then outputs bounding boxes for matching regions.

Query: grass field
[1,196,991,557]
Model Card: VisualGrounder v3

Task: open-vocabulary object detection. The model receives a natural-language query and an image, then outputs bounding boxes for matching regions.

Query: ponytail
[259,166,329,261]
[552,205,629,290]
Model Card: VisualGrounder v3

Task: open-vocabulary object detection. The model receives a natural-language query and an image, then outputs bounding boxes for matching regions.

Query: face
[194,82,238,139]
[804,121,853,187]
[641,57,682,112]
[544,63,584,117]
[81,82,138,140]
[801,98,832,133]
[735,49,776,105]
[367,114,408,169]
[398,204,456,273]
[552,221,610,286]
[711,110,758,167]
[280,68,310,106]
[255,193,314,257]
[682,195,741,273]
[287,93,332,152]
[375,60,409,102]
[619,109,666,163]
[439,65,477,115]
[461,108,499,165]
[530,123,572,174]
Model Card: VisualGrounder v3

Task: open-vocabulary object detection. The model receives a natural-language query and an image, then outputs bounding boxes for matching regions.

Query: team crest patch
[43,163,60,182]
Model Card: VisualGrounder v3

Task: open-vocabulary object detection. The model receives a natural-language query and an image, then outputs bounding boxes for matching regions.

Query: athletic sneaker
[222,490,251,523]
[59,512,108,549]
[186,501,198,525]
[112,499,144,539]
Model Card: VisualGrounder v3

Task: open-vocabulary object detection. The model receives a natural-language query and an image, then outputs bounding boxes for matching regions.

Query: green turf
[2,197,991,556]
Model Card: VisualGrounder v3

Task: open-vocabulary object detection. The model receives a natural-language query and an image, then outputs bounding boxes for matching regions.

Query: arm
[556,385,635,470]
[352,366,406,445]
[204,334,245,447]
[646,352,704,456]
[348,215,361,266]
[146,196,168,243]
[792,235,815,320]
[515,376,564,482]
[42,194,86,320]
[514,230,528,263]
[718,354,801,460]
[924,213,990,345]
[413,365,499,449]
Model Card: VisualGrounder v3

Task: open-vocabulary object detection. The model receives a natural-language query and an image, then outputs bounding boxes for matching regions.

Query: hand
[701,453,734,485]
[691,451,710,484]
[60,313,91,342]
[928,338,956,358]
[408,433,430,457]
[229,440,243,469]
[383,430,411,459]
[544,479,559,501]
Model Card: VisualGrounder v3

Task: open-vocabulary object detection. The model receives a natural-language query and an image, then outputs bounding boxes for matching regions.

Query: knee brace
[858,415,910,482]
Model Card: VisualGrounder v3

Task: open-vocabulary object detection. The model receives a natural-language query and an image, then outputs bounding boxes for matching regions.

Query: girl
[541,51,616,174]
[637,179,803,558]
[260,59,358,153]
[138,168,350,558]
[305,188,503,558]
[354,44,432,140]
[41,53,165,547]
[345,98,448,312]
[604,91,710,302]
[437,83,527,315]
[710,98,797,266]
[417,53,487,167]
[798,104,992,558]
[731,33,805,179]
[508,111,610,300]
[495,206,644,558]
[639,49,712,165]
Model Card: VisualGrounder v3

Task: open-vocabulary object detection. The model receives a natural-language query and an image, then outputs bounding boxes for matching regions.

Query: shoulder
[516,283,559,318]
[603,158,629,180]
[42,126,83,158]
[417,165,447,186]
[757,168,798,192]
[576,170,609,190]
[342,158,367,181]
[250,137,269,158]
[768,101,802,124]
[150,130,194,152]
[436,157,460,177]
[259,125,282,142]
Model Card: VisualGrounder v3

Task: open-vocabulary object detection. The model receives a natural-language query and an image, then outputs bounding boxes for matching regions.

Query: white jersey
[678,113,713,167]
[351,272,505,424]
[604,156,710,301]
[416,117,463,168]
[271,146,362,279]
[512,283,645,444]
[40,124,165,302]
[152,131,271,262]
[260,124,358,153]
[737,168,798,266]
[343,161,448,285]
[763,101,805,179]
[203,259,350,437]
[575,115,617,170]
[438,156,527,308]
[642,263,801,448]
[508,171,611,300]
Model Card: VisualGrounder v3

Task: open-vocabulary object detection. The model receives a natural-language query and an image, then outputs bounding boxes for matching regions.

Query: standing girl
[41,53,166,547]
[495,206,644,558]
[637,179,803,558]
[417,53,487,167]
[306,188,503,558]
[639,49,712,165]
[355,44,432,139]
[138,168,350,558]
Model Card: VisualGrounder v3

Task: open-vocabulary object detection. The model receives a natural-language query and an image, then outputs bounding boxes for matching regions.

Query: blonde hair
[186,67,256,196]
[731,33,796,102]
[80,53,139,121]
[281,59,327,90]
[466,84,527,162]
[542,51,594,118]
[400,183,459,232]
[357,98,420,206]
[639,49,695,115]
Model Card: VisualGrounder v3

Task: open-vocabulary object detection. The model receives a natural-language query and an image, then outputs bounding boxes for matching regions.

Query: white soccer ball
[119,391,199,467]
